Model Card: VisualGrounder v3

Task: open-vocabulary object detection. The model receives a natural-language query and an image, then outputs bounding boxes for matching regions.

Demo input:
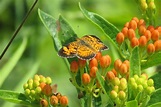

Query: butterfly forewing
[83,35,108,51]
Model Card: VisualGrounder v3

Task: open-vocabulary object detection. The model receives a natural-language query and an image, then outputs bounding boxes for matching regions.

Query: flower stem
[87,93,93,107]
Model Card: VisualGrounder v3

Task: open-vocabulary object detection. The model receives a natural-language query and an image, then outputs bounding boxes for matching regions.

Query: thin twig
[0,0,38,60]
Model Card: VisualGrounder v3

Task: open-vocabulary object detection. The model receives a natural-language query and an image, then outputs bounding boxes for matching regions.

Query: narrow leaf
[0,90,39,106]
[126,100,138,107]
[38,9,77,51]
[79,3,119,50]
[0,38,27,87]
[141,52,161,70]
[148,102,161,107]
[129,47,141,77]
[38,9,77,70]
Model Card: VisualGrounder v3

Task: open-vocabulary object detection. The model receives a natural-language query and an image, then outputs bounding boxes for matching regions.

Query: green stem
[71,74,85,91]
[87,93,93,107]
[80,68,84,85]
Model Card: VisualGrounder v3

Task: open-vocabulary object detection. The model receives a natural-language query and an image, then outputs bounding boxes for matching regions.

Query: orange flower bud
[116,32,125,45]
[156,26,161,35]
[60,96,68,107]
[78,59,86,68]
[129,19,137,30]
[95,52,102,62]
[89,58,98,68]
[100,55,111,68]
[151,30,159,41]
[112,68,117,77]
[114,59,122,71]
[39,82,46,90]
[130,37,139,48]
[42,84,52,96]
[132,17,139,24]
[124,22,129,28]
[106,71,115,80]
[56,92,62,100]
[82,73,91,85]
[40,99,48,107]
[138,25,146,36]
[89,66,98,78]
[144,30,151,41]
[50,95,58,106]
[70,61,79,73]
[139,36,147,47]
[147,43,155,54]
[119,63,128,75]
[128,29,136,40]
[154,40,161,51]
[123,60,130,71]
[138,19,146,27]
[147,25,155,33]
[121,27,128,38]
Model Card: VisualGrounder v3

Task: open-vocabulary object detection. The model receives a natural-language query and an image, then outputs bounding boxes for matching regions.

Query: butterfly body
[58,35,108,60]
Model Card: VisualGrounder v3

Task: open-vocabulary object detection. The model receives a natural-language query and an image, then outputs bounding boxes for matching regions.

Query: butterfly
[58,35,108,60]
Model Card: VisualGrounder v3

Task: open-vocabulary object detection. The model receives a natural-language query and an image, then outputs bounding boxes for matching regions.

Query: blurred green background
[0,0,161,107]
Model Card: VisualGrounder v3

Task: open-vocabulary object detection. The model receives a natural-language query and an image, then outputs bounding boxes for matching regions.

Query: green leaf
[96,72,113,106]
[79,3,119,50]
[148,102,161,107]
[141,52,161,70]
[0,38,27,87]
[147,88,161,106]
[38,9,77,71]
[129,47,141,77]
[150,72,161,89]
[126,100,138,107]
[93,96,101,107]
[0,90,39,106]
[38,9,77,51]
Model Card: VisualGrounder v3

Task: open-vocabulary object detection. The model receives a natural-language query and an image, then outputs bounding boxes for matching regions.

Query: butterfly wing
[76,43,96,60]
[81,35,108,51]
[58,41,78,58]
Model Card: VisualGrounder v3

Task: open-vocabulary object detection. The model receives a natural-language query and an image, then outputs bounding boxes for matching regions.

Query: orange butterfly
[58,35,108,60]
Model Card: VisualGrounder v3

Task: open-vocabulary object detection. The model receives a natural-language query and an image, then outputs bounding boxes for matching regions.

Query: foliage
[0,0,161,107]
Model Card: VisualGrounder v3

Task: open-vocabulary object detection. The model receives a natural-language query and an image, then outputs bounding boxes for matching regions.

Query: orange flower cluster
[69,52,111,97]
[116,17,161,57]
[23,75,68,107]
[105,59,129,82]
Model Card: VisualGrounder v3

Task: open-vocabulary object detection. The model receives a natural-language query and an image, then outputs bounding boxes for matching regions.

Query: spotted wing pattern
[81,35,108,51]
[58,41,78,58]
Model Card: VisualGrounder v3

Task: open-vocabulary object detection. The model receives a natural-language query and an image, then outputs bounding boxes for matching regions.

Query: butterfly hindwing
[58,41,78,58]
[76,42,96,60]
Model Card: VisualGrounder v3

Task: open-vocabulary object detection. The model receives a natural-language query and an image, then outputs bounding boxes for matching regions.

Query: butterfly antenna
[0,0,38,60]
